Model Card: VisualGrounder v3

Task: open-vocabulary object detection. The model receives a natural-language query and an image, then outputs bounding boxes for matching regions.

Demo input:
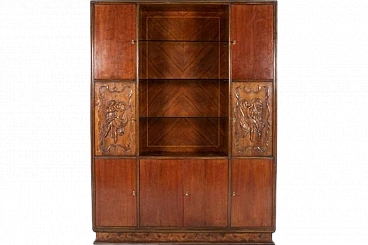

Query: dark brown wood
[94,81,136,156]
[183,159,228,227]
[140,159,183,227]
[139,6,228,79]
[95,232,273,243]
[139,80,224,117]
[91,2,277,244]
[139,117,227,156]
[95,159,136,227]
[232,4,274,80]
[232,81,273,156]
[94,4,136,79]
[231,159,273,227]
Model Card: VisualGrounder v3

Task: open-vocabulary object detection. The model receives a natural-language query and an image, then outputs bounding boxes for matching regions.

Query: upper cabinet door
[93,4,136,80]
[231,4,274,80]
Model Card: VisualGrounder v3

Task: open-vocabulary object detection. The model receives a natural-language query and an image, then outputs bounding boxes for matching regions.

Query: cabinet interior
[138,4,229,156]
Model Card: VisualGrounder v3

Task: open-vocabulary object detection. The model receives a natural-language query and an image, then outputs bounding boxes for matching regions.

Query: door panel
[183,160,228,227]
[94,81,136,156]
[231,159,272,227]
[140,159,183,227]
[231,4,274,80]
[232,81,273,157]
[94,4,136,79]
[95,159,136,227]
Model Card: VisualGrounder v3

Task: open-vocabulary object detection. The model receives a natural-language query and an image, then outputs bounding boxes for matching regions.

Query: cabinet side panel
[231,159,272,227]
[140,159,183,227]
[94,4,136,79]
[231,4,274,80]
[95,159,136,227]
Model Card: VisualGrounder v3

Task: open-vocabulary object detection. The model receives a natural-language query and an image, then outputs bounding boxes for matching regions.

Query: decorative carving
[104,100,128,143]
[95,82,135,155]
[232,82,272,156]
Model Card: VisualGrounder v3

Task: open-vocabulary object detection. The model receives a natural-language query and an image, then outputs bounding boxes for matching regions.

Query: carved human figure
[104,100,128,143]
[238,98,265,143]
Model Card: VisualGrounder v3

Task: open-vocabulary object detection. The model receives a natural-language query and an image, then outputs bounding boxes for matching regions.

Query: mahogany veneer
[91,1,277,244]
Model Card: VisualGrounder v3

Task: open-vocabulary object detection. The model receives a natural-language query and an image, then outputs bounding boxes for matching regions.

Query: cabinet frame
[91,1,277,243]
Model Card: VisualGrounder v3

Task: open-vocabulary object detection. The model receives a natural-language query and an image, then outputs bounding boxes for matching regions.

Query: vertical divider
[227,2,232,228]
[136,2,140,228]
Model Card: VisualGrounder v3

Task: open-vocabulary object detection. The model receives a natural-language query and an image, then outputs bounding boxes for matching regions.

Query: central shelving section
[139,4,229,157]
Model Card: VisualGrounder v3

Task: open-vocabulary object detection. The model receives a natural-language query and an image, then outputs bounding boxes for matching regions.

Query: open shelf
[138,3,229,157]
[139,117,228,156]
[139,79,228,118]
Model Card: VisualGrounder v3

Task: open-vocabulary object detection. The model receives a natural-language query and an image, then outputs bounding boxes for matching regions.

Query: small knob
[131,40,135,44]
[232,191,236,197]
[231,40,236,45]
[185,191,189,196]
[132,191,136,196]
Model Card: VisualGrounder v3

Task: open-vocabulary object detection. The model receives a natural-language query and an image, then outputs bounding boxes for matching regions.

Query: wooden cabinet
[140,159,228,228]
[91,1,277,244]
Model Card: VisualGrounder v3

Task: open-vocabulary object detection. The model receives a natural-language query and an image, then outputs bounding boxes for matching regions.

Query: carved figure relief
[95,82,135,155]
[104,100,128,143]
[232,82,272,156]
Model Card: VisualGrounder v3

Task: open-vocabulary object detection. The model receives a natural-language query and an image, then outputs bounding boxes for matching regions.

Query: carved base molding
[95,232,274,244]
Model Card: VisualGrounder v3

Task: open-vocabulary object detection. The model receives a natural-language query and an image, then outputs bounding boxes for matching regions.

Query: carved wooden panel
[232,4,274,80]
[94,4,136,79]
[232,82,272,156]
[94,81,135,156]
[95,159,136,227]
[231,159,273,227]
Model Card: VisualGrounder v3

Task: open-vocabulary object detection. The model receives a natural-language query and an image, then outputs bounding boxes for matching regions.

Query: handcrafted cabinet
[91,1,277,244]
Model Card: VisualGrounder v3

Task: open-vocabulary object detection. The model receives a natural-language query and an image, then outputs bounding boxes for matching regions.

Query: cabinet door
[94,4,136,79]
[94,81,136,156]
[140,160,183,227]
[231,4,274,80]
[95,159,136,227]
[232,81,273,157]
[231,159,272,227]
[183,160,228,227]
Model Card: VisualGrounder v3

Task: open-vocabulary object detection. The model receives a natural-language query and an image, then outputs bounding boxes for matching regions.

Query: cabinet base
[95,232,274,244]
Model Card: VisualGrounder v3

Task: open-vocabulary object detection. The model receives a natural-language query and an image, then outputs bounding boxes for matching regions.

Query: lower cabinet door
[183,159,228,227]
[94,159,137,227]
[140,159,229,228]
[140,159,183,227]
[231,159,273,227]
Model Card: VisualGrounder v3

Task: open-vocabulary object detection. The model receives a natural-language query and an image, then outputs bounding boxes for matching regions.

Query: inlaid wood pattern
[140,42,225,79]
[95,81,135,156]
[140,80,227,117]
[139,6,229,79]
[139,6,228,41]
[94,4,136,79]
[232,82,272,156]
[96,232,272,243]
[139,117,227,155]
